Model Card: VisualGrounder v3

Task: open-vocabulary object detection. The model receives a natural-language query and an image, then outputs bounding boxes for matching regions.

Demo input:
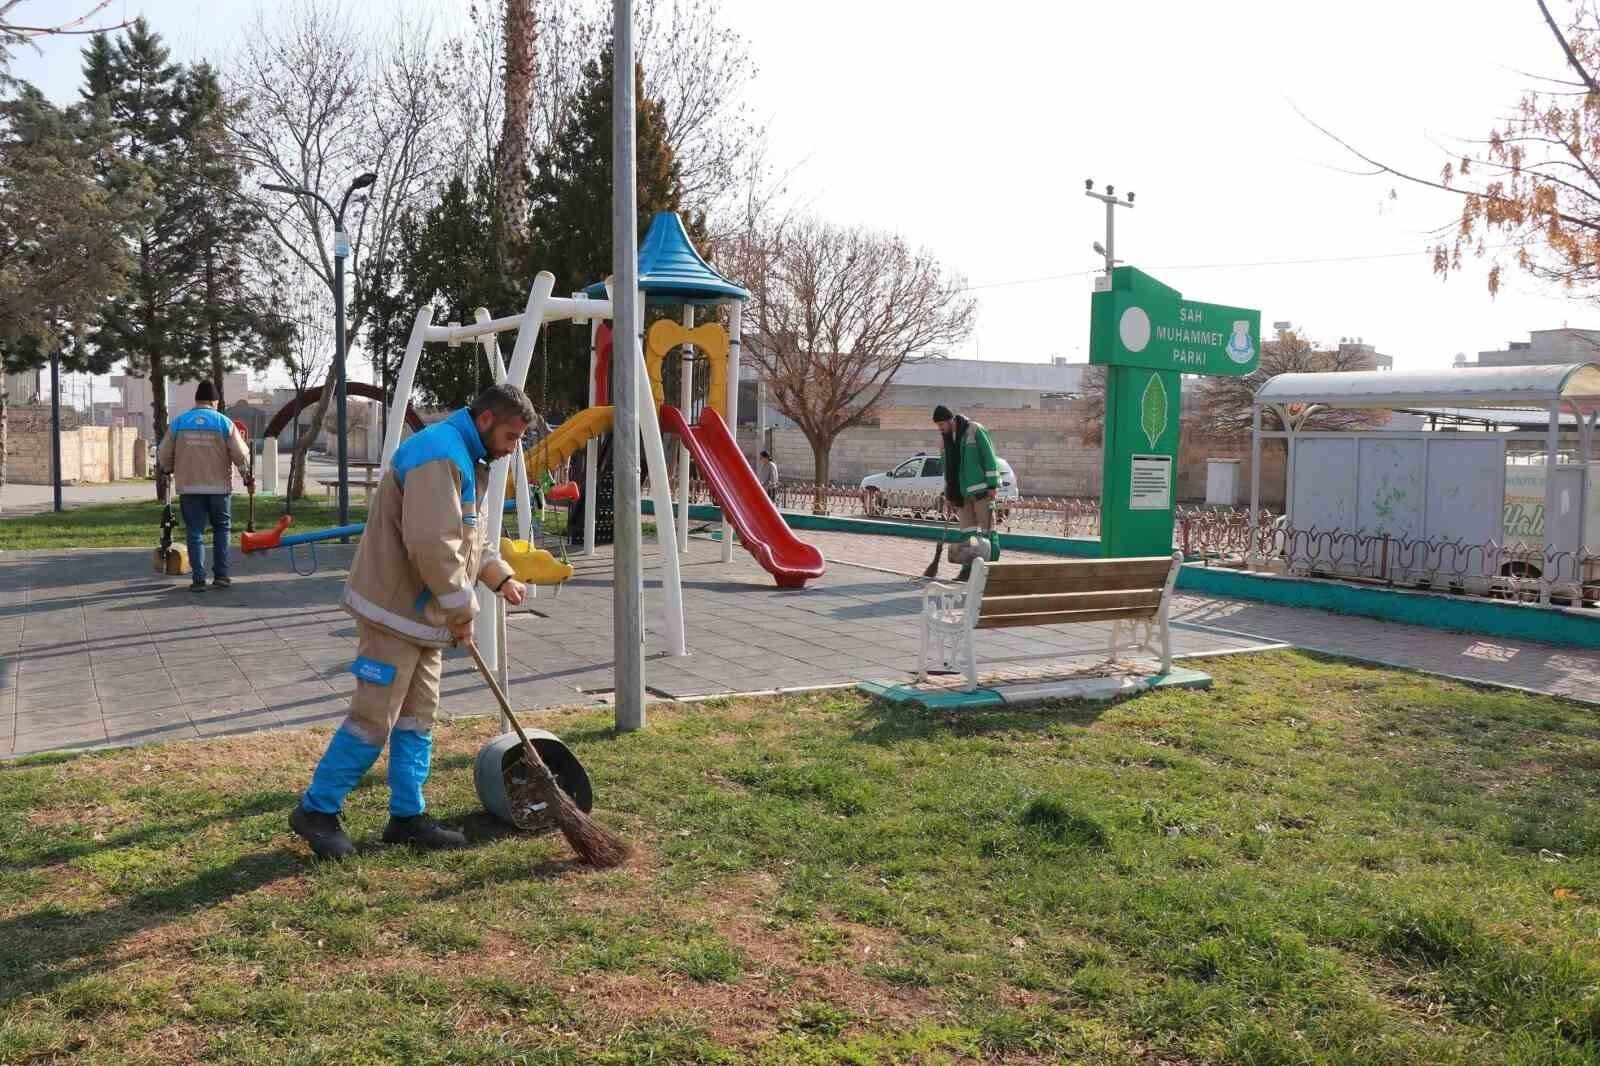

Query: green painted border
[857,680,1004,708]
[1143,666,1214,690]
[642,499,1599,648]
[1177,565,1600,650]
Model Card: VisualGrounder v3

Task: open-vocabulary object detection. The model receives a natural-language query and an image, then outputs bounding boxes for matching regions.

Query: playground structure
[374,212,822,673]
[238,212,827,691]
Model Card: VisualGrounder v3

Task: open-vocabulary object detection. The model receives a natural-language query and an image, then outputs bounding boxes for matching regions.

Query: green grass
[0,493,568,550]
[3,651,1600,1063]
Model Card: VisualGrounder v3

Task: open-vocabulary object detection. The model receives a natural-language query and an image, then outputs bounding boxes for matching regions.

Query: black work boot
[290,803,356,861]
[382,813,467,850]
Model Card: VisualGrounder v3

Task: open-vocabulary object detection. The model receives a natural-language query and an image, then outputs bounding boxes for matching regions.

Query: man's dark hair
[195,379,218,403]
[759,450,771,459]
[470,383,536,424]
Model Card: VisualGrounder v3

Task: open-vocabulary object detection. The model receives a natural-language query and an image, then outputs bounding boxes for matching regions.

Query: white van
[859,452,1020,516]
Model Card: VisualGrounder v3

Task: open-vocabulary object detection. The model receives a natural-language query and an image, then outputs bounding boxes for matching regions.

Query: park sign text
[1090,267,1261,377]
[1090,266,1260,557]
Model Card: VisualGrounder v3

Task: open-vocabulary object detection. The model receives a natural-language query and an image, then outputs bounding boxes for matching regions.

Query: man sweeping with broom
[289,385,534,861]
[932,404,1001,582]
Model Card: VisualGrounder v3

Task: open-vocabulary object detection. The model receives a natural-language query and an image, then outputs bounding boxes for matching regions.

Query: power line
[960,247,1442,293]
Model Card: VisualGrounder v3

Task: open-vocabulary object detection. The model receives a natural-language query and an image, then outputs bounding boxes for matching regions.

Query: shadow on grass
[0,846,303,1007]
[10,790,302,872]
[850,691,1121,746]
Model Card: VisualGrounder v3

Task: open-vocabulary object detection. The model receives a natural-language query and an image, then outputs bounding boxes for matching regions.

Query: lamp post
[263,171,377,536]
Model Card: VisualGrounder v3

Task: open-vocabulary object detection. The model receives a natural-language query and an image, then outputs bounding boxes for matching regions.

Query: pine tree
[367,171,518,411]
[169,63,277,409]
[0,85,140,506]
[80,18,190,455]
[527,46,694,410]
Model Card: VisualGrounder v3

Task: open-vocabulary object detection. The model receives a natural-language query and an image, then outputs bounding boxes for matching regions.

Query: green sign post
[1091,267,1260,557]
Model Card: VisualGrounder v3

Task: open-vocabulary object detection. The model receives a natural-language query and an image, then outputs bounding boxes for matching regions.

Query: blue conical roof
[583,211,749,303]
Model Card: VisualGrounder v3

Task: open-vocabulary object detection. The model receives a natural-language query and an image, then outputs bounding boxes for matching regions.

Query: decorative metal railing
[1179,517,1598,608]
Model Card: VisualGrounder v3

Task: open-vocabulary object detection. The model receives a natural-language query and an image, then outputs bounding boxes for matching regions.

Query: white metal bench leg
[1107,619,1121,662]
[963,628,978,692]
[918,617,930,682]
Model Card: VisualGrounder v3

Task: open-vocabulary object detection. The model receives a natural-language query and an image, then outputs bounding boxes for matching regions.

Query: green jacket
[941,416,1000,503]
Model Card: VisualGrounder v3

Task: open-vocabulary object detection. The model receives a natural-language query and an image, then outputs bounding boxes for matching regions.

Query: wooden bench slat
[983,570,1172,597]
[982,557,1173,584]
[978,588,1163,616]
[976,606,1159,629]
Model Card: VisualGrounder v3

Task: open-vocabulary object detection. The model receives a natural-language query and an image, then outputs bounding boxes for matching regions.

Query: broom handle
[464,638,553,778]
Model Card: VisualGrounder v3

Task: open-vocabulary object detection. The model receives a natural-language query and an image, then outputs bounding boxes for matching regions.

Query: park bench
[918,552,1185,691]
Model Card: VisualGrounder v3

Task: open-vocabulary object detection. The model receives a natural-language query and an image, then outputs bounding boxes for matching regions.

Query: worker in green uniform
[933,404,1000,581]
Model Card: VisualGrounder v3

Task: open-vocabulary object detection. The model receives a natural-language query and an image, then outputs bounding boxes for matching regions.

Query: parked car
[859,452,1020,516]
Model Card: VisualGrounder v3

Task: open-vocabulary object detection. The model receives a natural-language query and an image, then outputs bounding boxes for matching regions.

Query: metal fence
[1180,518,1599,608]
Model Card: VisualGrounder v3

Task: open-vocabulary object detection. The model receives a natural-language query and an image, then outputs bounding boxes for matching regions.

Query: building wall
[5,409,138,486]
[1464,328,1600,368]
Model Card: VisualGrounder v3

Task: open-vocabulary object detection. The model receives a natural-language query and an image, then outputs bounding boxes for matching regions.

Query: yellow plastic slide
[503,406,616,497]
[526,405,614,480]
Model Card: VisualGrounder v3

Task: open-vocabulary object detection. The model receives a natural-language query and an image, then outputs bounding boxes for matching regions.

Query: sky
[9,0,1594,403]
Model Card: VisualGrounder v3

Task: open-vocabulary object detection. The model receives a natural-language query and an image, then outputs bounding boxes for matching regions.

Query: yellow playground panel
[644,320,729,421]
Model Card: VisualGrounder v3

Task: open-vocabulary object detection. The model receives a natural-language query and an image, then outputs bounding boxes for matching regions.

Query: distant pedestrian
[156,380,252,591]
[932,404,1000,581]
[758,450,779,502]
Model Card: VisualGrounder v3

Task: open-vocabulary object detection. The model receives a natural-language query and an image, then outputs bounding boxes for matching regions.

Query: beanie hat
[931,404,953,423]
[194,380,217,403]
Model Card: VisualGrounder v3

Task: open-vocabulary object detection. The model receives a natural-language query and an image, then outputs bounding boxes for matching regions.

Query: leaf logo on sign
[1140,373,1168,449]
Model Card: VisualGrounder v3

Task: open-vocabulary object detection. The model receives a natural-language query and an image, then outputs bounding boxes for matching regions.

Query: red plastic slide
[659,405,826,589]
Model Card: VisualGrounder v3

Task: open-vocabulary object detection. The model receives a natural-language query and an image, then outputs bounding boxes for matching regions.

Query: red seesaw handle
[242,514,293,553]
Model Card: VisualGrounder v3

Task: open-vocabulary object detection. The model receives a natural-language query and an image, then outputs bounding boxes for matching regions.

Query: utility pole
[49,349,62,513]
[612,0,645,731]
[1084,180,1135,285]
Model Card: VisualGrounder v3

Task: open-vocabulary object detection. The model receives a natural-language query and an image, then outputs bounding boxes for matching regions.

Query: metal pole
[724,300,742,562]
[1541,399,1560,605]
[1104,200,1115,276]
[1249,403,1262,567]
[677,304,693,553]
[583,318,598,556]
[333,227,350,540]
[50,349,62,513]
[612,0,645,731]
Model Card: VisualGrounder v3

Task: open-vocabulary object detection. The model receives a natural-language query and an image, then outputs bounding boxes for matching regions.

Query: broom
[464,639,630,868]
[921,511,952,580]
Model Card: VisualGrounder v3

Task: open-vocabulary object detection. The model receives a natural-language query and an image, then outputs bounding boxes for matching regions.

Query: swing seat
[499,537,574,585]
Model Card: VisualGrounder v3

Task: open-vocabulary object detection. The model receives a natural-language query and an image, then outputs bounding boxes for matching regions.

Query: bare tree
[229,0,452,485]
[447,0,754,225]
[1194,329,1385,434]
[1312,1,1600,301]
[0,0,129,68]
[275,270,332,500]
[742,216,975,493]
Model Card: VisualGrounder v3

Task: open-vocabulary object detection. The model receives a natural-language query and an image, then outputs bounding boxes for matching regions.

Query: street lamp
[263,171,378,536]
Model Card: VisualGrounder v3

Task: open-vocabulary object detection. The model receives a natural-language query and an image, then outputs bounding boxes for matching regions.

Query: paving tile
[14,719,108,754]
[102,715,199,747]
[193,710,285,738]
[94,668,180,698]
[16,684,100,714]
